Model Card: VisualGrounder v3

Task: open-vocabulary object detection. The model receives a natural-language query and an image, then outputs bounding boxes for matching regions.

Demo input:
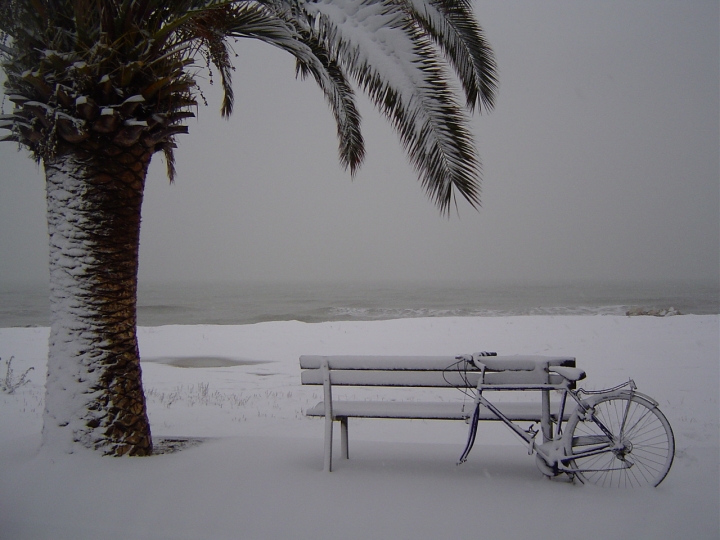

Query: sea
[0,279,717,328]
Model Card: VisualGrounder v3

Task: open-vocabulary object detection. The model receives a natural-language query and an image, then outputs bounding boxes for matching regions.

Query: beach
[1,314,718,539]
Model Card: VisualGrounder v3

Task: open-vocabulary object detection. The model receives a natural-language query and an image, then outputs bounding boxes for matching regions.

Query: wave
[325,304,631,321]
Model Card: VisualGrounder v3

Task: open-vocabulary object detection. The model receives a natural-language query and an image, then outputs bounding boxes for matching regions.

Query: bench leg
[340,417,349,459]
[541,389,552,443]
[324,412,333,472]
[322,360,333,472]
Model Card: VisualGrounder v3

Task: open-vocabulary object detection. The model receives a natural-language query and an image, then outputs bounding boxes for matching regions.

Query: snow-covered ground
[1,315,718,539]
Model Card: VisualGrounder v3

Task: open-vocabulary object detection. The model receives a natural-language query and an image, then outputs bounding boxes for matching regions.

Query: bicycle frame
[457,374,651,477]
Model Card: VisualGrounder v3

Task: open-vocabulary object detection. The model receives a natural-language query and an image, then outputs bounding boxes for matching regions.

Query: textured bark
[42,143,153,456]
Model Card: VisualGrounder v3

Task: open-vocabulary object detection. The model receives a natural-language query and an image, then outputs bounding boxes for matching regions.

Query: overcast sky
[1,0,718,285]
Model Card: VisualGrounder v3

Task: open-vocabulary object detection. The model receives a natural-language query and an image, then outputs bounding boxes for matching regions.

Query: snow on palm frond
[404,0,498,113]
[218,3,365,172]
[299,0,488,212]
[179,1,364,171]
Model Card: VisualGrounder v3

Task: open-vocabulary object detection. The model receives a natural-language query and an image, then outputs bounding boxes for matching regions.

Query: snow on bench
[300,354,577,471]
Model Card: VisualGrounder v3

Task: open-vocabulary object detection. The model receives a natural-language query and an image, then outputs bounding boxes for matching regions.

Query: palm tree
[0,0,496,456]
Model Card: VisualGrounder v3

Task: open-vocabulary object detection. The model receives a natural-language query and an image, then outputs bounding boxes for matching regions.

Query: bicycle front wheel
[564,394,674,487]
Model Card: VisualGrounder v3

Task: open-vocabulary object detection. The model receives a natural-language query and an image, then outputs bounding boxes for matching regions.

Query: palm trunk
[42,144,153,456]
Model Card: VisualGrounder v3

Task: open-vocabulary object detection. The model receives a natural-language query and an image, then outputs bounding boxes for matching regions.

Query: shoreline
[1,309,715,330]
[2,279,718,328]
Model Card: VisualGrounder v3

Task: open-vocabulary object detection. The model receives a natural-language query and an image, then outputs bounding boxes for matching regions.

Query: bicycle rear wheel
[564,394,674,487]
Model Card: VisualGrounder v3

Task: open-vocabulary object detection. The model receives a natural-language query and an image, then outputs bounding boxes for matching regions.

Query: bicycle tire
[564,393,674,487]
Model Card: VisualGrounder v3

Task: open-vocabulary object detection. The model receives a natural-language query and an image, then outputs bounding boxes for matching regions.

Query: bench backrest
[300,355,576,388]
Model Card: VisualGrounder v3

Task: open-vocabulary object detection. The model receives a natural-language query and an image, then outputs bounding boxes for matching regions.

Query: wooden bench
[300,354,577,471]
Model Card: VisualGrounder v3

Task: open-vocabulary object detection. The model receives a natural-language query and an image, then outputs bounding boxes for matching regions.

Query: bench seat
[306,400,572,422]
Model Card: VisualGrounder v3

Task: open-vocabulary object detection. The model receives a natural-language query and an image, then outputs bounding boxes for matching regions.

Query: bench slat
[300,355,575,371]
[306,401,572,422]
[301,369,565,387]
[301,369,477,387]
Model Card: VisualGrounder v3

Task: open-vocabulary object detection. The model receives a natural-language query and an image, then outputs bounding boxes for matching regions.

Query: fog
[1,1,718,286]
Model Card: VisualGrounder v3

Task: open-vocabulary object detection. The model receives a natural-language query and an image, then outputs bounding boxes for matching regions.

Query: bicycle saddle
[551,366,586,382]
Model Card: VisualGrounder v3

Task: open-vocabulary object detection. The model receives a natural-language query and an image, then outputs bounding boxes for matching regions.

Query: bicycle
[448,353,675,487]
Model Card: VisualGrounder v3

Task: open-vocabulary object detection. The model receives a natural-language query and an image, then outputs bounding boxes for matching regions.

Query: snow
[42,157,125,454]
[0,315,718,539]
[303,0,431,119]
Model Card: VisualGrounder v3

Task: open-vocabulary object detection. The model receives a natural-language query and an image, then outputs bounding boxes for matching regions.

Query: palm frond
[295,31,365,174]
[404,0,497,112]
[305,0,481,212]
[200,1,365,169]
